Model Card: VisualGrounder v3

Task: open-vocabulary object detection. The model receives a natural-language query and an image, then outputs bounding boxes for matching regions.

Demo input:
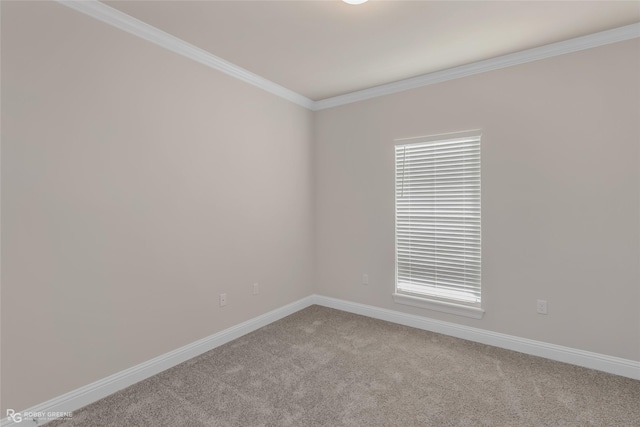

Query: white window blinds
[395,131,481,306]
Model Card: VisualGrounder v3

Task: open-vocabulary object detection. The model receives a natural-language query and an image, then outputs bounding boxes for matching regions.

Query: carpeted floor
[46,305,640,426]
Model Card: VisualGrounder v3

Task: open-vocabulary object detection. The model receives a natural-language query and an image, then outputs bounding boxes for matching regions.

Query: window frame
[393,130,484,319]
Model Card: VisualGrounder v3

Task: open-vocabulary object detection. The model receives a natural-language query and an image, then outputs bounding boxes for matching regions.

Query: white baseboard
[4,293,638,426]
[0,296,315,427]
[312,295,640,381]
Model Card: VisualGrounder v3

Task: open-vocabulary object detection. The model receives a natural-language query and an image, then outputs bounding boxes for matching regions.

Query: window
[393,131,483,319]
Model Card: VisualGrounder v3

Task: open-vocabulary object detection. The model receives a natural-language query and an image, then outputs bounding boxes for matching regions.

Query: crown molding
[313,23,640,110]
[55,1,638,112]
[55,0,315,110]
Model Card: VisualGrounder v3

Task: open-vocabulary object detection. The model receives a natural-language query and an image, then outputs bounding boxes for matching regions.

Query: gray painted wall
[1,1,314,413]
[314,39,640,362]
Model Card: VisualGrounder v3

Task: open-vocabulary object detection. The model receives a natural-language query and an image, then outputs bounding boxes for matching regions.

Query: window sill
[392,293,485,319]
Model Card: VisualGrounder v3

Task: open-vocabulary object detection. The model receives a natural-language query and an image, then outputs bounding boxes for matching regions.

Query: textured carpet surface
[46,305,640,426]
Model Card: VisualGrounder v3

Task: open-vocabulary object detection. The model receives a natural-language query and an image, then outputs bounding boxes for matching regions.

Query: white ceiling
[104,1,640,101]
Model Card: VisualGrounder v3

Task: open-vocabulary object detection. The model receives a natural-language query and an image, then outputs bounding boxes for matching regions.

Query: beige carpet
[46,305,640,426]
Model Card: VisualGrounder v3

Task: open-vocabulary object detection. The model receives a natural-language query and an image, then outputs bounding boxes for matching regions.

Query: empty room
[1,0,639,425]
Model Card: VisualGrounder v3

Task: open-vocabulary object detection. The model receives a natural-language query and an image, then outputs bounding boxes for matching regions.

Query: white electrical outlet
[220,293,227,307]
[253,283,259,295]
[362,274,369,285]
[537,299,547,315]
